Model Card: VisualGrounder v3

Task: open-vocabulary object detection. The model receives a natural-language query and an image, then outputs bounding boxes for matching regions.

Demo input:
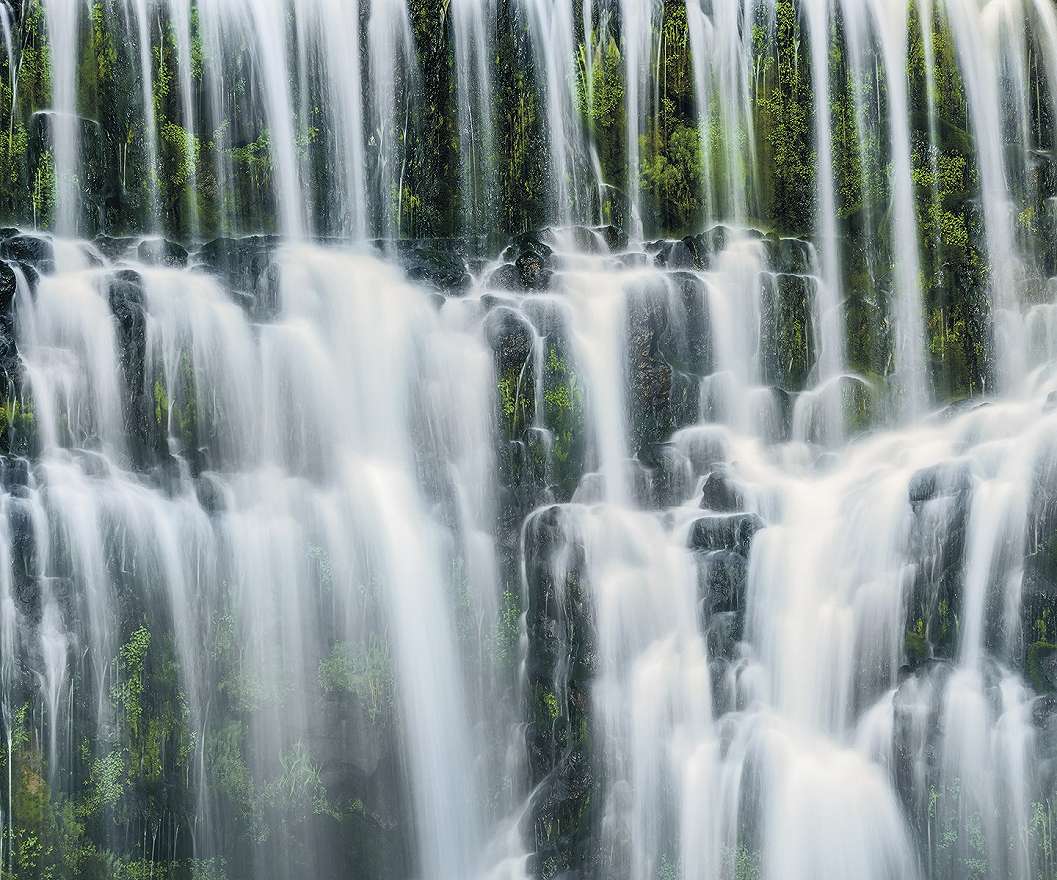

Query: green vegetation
[318,639,393,723]
[542,344,585,498]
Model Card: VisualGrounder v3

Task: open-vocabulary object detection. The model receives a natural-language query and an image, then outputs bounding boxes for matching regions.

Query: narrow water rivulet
[0,1,1056,879]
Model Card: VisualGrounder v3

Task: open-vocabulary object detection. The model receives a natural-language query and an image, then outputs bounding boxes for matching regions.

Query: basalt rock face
[0,217,1056,880]
[0,0,1056,877]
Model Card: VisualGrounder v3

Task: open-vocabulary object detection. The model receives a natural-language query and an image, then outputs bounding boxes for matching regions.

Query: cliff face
[0,2,1055,880]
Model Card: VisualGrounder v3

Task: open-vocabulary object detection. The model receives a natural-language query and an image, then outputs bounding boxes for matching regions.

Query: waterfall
[0,1,1055,879]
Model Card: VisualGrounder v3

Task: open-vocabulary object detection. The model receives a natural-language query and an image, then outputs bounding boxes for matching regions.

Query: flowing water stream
[0,0,1056,879]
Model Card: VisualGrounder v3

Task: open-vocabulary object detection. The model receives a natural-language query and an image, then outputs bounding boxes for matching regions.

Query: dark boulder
[485,306,536,436]
[766,235,815,275]
[671,271,711,376]
[908,461,973,507]
[700,469,743,512]
[0,260,17,324]
[138,237,189,267]
[688,512,765,556]
[650,238,700,270]
[0,261,21,402]
[488,263,523,291]
[515,249,551,290]
[1029,642,1057,692]
[197,235,279,293]
[522,503,595,878]
[391,240,472,292]
[0,234,53,273]
[760,272,815,391]
[93,235,136,261]
[695,548,748,616]
[562,224,625,253]
[626,286,676,456]
[491,232,553,291]
[107,271,153,459]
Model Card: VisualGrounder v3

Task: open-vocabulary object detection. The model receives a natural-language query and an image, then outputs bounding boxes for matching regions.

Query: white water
[1,0,1056,878]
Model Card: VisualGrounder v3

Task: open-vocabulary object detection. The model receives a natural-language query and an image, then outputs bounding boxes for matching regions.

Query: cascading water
[0,0,1056,879]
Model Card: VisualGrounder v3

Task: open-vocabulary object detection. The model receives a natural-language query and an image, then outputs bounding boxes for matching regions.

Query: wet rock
[930,398,991,423]
[908,461,973,507]
[8,498,39,614]
[766,235,814,275]
[626,288,675,457]
[695,549,748,616]
[1029,642,1057,692]
[671,271,712,376]
[906,463,973,658]
[650,237,699,270]
[522,502,595,879]
[487,305,539,501]
[688,512,765,556]
[1034,694,1057,736]
[678,224,761,269]
[0,260,17,323]
[676,426,731,476]
[528,743,594,879]
[0,455,29,489]
[523,505,593,682]
[700,469,743,512]
[491,232,553,291]
[107,271,152,457]
[760,272,815,390]
[253,261,283,318]
[138,237,189,267]
[502,231,552,263]
[668,369,699,435]
[615,251,649,269]
[485,307,535,405]
[0,233,53,273]
[194,474,227,514]
[562,224,625,253]
[93,234,136,261]
[599,224,627,251]
[515,249,551,290]
[488,263,523,291]
[391,239,472,292]
[197,235,279,293]
[1023,452,1057,641]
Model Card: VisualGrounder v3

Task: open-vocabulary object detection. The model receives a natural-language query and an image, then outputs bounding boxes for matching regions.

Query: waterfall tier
[0,1,1055,880]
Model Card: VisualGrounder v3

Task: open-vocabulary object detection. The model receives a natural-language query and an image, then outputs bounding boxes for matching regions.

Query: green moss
[906,618,929,666]
[207,720,253,810]
[189,8,204,80]
[578,34,625,214]
[231,131,271,183]
[536,686,560,726]
[541,345,585,494]
[0,399,34,436]
[32,148,55,228]
[497,370,530,437]
[318,639,393,723]
[495,589,521,669]
[152,39,173,117]
[640,122,702,234]
[90,2,117,84]
[80,750,126,816]
[753,0,814,234]
[113,626,151,738]
[263,740,340,820]
[1028,641,1057,693]
[153,379,168,425]
[160,121,199,190]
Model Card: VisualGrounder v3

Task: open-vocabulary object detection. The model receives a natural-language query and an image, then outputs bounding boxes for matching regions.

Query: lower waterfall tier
[0,227,1055,880]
